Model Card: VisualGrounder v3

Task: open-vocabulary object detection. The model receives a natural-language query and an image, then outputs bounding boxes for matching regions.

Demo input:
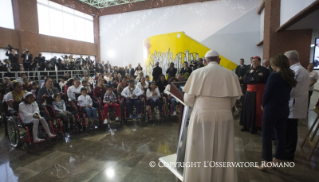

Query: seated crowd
[0,56,205,143]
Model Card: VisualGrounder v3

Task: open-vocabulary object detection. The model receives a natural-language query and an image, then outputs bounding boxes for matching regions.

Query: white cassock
[182,61,242,182]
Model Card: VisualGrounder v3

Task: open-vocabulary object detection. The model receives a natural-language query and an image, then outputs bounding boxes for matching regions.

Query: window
[37,0,94,43]
[41,52,95,62]
[0,0,15,29]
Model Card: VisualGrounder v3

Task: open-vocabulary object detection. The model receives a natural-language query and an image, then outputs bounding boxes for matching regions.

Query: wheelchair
[39,97,68,135]
[91,89,123,128]
[66,93,88,132]
[120,95,146,125]
[6,101,55,152]
[145,92,167,123]
[162,93,179,120]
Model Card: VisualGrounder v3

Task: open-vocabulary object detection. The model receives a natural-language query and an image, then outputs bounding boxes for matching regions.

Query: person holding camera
[34,52,45,72]
[21,49,33,72]
[6,45,20,71]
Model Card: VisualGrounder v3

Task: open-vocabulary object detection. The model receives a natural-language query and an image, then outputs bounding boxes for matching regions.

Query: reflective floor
[0,92,318,182]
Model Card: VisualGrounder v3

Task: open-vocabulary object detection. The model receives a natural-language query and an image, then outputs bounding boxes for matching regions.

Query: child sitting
[31,82,39,97]
[103,85,120,124]
[77,88,97,122]
[19,92,56,143]
[52,93,73,133]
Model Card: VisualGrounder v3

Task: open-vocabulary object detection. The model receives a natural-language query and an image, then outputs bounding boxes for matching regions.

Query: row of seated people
[1,73,178,143]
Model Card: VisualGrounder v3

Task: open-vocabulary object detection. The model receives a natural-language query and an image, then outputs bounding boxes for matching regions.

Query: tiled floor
[0,92,319,182]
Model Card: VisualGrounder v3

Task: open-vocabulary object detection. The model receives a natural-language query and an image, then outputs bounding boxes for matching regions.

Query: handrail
[0,70,88,85]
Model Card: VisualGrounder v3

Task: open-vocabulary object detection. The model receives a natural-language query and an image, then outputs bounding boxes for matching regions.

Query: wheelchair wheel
[6,117,20,148]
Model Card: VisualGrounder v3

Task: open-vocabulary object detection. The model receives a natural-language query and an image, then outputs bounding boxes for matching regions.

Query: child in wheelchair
[19,92,56,143]
[78,87,98,122]
[121,80,144,119]
[146,81,163,117]
[103,85,120,124]
[52,93,73,133]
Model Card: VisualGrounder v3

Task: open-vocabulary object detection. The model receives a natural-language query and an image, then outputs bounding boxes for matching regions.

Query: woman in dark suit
[257,54,297,170]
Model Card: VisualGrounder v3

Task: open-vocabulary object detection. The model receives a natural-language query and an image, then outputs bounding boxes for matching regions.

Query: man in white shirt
[121,80,143,119]
[284,50,310,160]
[67,78,83,101]
[307,63,318,110]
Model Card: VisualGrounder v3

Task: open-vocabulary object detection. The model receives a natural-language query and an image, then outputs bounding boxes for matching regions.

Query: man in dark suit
[166,62,177,80]
[105,60,112,69]
[193,58,205,70]
[262,59,273,73]
[34,52,45,71]
[152,62,162,81]
[235,58,248,94]
[6,48,20,71]
[21,49,33,71]
[180,61,192,80]
[235,59,247,79]
[127,64,135,76]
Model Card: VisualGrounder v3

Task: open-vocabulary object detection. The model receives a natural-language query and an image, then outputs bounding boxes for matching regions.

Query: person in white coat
[284,50,310,160]
[19,92,56,143]
[183,50,242,182]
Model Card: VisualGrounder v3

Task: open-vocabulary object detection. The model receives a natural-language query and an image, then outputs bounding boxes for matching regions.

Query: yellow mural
[143,32,237,79]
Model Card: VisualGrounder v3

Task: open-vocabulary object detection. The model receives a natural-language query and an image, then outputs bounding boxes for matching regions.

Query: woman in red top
[22,78,32,91]
[93,78,106,98]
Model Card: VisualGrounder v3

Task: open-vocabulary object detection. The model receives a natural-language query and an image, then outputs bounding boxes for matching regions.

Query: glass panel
[0,0,15,29]
[63,12,75,40]
[49,8,63,37]
[37,1,94,43]
[37,4,50,35]
[84,20,94,43]
[74,17,85,42]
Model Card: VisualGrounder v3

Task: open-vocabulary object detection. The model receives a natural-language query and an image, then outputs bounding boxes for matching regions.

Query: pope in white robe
[182,50,242,182]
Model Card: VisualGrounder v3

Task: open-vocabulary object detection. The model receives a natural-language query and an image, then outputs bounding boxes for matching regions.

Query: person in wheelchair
[164,77,178,116]
[93,78,106,98]
[121,80,143,119]
[82,80,92,93]
[67,78,82,101]
[78,87,97,122]
[146,81,163,116]
[5,82,27,116]
[52,93,73,133]
[36,77,59,105]
[103,85,120,124]
[19,92,56,143]
[117,76,128,96]
[137,76,148,94]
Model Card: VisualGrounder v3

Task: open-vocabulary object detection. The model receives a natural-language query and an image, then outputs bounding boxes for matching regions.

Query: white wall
[280,0,315,26]
[201,7,262,65]
[99,0,262,67]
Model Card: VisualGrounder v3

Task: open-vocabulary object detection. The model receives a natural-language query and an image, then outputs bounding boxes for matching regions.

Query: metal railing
[0,70,88,84]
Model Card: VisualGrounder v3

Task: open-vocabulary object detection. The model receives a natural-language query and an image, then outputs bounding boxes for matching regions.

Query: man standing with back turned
[183,50,242,182]
[284,50,309,160]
